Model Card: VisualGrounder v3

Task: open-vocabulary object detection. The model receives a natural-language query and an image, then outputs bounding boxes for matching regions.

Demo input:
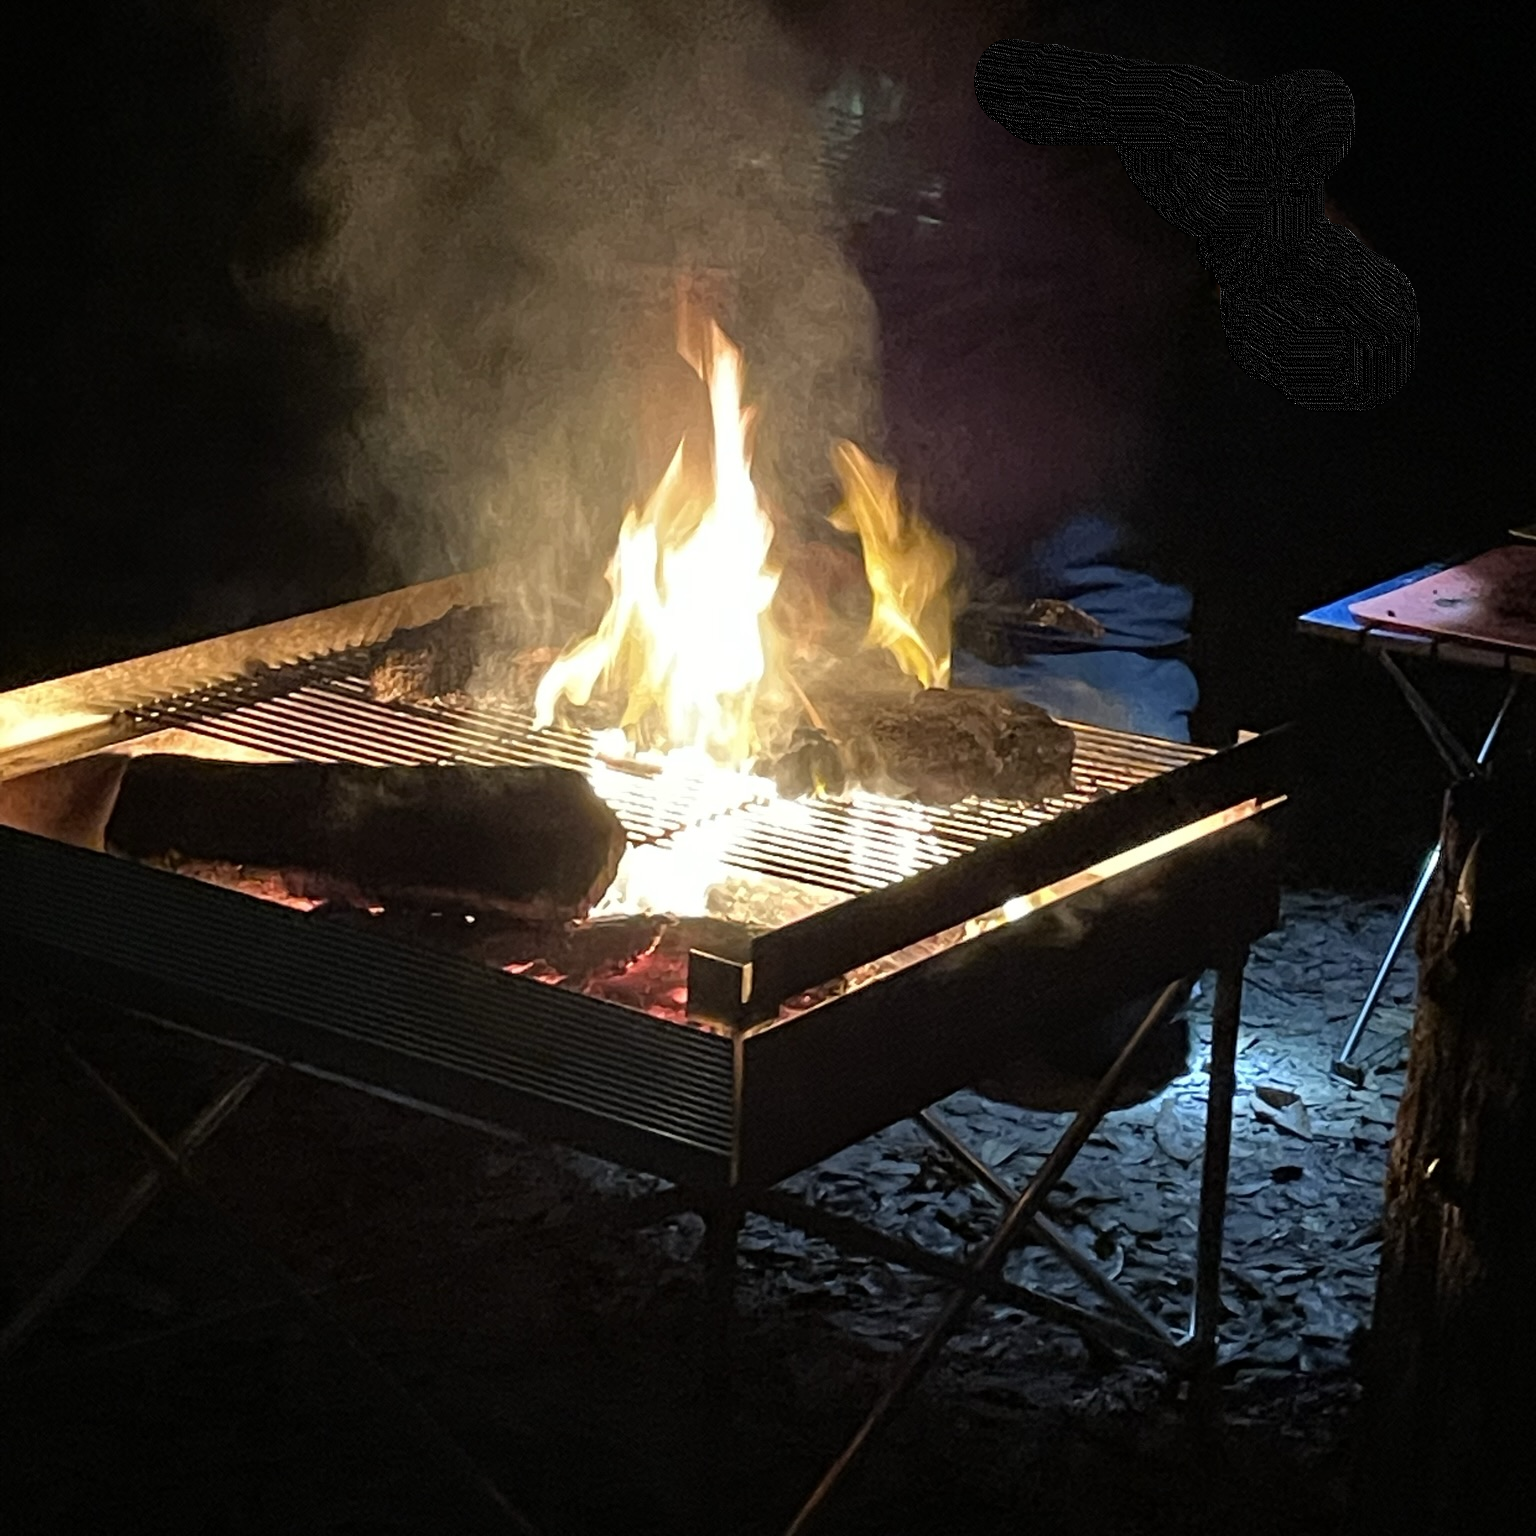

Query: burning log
[367,607,569,716]
[366,609,481,704]
[768,664,1076,806]
[105,758,626,921]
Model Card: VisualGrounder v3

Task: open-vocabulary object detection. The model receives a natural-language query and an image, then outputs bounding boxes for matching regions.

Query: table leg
[1333,673,1522,1081]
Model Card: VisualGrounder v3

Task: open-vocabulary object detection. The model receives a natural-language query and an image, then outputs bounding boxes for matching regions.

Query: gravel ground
[1,889,1415,1536]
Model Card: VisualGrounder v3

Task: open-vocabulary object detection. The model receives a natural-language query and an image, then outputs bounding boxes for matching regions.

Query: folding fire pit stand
[0,1024,541,1535]
[1,572,1291,1534]
[1298,554,1532,1083]
[771,967,1245,1534]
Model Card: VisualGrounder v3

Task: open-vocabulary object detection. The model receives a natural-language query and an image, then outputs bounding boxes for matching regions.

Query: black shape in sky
[975,41,1419,411]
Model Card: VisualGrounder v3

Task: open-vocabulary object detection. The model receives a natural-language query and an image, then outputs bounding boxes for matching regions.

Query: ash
[6,890,1411,1535]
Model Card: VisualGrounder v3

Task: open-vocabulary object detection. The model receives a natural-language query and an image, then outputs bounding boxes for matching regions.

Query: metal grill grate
[129,649,1210,901]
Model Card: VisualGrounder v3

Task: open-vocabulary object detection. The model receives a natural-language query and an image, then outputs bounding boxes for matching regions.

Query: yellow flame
[533,322,781,766]
[830,440,957,690]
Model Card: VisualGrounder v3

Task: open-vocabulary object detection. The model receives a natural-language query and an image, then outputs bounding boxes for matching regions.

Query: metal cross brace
[0,1058,268,1364]
[6,1012,545,1536]
[779,956,1247,1535]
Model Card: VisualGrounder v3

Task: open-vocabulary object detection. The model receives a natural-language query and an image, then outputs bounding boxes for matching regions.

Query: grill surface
[129,644,1209,904]
[1,583,1288,1189]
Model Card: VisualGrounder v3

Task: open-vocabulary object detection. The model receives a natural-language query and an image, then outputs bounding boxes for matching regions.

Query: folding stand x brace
[2,1010,544,1536]
[8,946,1248,1536]
[754,959,1247,1535]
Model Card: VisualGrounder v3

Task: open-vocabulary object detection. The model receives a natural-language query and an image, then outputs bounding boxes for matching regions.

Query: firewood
[105,758,627,921]
[367,608,482,704]
[771,663,1076,806]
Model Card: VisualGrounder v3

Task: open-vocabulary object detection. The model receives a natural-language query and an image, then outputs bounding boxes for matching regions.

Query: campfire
[0,303,1283,1134]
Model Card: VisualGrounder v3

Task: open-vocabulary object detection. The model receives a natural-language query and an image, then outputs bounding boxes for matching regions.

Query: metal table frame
[1298,558,1530,1083]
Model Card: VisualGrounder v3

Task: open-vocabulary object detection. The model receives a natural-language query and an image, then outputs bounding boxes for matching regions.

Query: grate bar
[129,651,1208,905]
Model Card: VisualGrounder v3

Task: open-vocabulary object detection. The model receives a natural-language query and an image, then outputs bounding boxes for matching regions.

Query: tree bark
[1352,757,1536,1533]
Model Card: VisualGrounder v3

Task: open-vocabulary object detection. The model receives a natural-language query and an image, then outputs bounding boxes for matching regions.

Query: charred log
[105,758,627,921]
[367,608,566,716]
[366,606,483,704]
[771,675,1076,806]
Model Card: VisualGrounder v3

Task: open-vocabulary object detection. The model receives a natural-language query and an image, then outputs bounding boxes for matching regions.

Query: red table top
[1348,545,1536,658]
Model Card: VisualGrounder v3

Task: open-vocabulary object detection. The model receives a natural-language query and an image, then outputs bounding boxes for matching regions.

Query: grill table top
[126,648,1210,901]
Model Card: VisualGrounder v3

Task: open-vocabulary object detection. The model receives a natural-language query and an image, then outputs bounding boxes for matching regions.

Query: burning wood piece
[372,634,579,719]
[105,758,626,921]
[761,724,851,799]
[772,668,1076,806]
[367,608,566,715]
[536,914,757,1022]
[366,608,484,705]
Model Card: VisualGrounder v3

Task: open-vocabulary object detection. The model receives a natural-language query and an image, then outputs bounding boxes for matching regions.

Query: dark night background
[5,0,1530,885]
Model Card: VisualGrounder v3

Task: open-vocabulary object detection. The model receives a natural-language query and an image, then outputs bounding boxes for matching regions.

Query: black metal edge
[0,825,735,1179]
[733,809,1282,1189]
[13,956,731,1190]
[730,725,1295,1024]
[686,949,756,1029]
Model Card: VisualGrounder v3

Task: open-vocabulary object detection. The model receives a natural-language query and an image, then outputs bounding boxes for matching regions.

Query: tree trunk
[1351,760,1536,1534]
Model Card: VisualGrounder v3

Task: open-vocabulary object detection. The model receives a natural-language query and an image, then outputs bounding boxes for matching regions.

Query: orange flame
[830,441,956,689]
[534,318,960,781]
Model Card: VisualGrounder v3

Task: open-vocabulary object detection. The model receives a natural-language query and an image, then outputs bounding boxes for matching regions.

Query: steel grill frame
[2,573,1296,1528]
[117,638,1262,1020]
[0,573,1289,1191]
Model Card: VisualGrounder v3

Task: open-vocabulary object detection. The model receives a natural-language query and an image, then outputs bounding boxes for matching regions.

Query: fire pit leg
[1187,951,1245,1381]
[916,1107,1179,1358]
[781,979,1191,1536]
[701,1200,744,1372]
[29,1018,546,1536]
[0,1058,267,1364]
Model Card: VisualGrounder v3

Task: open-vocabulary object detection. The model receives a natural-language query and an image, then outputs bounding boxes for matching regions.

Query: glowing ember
[830,441,957,689]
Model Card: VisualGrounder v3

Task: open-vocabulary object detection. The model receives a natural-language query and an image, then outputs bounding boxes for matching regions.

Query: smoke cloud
[222,0,882,636]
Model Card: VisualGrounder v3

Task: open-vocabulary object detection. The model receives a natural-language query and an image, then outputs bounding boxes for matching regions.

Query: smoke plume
[223,0,881,635]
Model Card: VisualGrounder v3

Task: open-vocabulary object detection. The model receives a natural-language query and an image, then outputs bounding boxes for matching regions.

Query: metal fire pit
[0,569,1285,1191]
[1,569,1290,1531]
